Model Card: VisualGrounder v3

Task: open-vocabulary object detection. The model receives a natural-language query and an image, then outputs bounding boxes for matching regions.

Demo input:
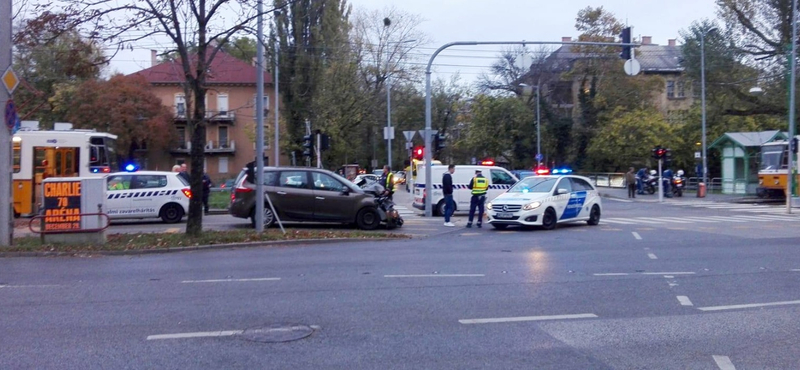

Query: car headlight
[486,202,493,210]
[522,201,542,210]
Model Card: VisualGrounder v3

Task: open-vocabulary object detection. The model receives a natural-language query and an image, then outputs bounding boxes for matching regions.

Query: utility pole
[254,0,265,231]
[0,0,13,246]
[273,24,280,167]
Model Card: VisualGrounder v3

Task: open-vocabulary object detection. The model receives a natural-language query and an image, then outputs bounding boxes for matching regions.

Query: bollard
[697,182,707,198]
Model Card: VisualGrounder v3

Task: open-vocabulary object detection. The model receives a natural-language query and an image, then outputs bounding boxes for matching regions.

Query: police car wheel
[160,203,185,224]
[435,200,446,217]
[587,205,601,226]
[356,207,381,230]
[542,208,557,230]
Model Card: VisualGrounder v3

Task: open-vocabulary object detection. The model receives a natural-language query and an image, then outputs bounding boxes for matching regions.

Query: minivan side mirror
[556,188,569,195]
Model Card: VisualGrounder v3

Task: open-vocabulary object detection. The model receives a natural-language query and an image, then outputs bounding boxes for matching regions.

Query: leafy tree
[50,74,175,161]
[460,95,534,169]
[222,36,258,64]
[12,12,105,125]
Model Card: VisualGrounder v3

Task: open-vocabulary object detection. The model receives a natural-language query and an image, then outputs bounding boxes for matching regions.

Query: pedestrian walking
[626,167,636,198]
[466,169,488,228]
[442,165,455,227]
[202,172,213,214]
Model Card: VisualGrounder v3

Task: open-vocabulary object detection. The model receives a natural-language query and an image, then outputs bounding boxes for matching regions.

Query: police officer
[663,167,673,198]
[636,167,647,194]
[466,169,488,228]
[379,165,395,200]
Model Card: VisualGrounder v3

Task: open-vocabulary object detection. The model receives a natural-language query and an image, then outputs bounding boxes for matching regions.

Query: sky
[106,0,719,83]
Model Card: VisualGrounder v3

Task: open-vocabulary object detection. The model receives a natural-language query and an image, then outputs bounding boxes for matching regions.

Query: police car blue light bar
[124,163,139,172]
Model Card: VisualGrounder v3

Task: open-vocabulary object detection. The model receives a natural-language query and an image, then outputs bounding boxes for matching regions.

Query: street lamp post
[700,26,717,192]
[787,0,797,213]
[519,83,542,164]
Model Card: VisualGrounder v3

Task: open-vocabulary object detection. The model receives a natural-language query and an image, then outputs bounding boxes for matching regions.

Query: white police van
[412,165,518,216]
[104,170,191,223]
[486,175,602,230]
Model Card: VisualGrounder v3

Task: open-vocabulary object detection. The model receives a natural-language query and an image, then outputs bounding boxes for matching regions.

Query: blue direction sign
[535,153,543,162]
[5,99,18,131]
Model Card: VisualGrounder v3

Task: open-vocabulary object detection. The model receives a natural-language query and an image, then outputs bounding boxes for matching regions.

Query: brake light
[181,188,192,198]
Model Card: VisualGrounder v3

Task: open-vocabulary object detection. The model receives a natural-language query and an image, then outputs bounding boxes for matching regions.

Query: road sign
[383,126,395,140]
[694,151,701,159]
[2,67,19,94]
[403,130,415,142]
[535,153,543,162]
[418,129,438,139]
[623,59,641,76]
[5,99,18,131]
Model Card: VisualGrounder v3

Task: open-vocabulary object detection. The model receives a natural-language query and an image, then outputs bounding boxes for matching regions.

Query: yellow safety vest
[385,173,394,191]
[471,176,488,195]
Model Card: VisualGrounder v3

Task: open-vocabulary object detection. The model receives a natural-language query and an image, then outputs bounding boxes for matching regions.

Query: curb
[0,237,403,258]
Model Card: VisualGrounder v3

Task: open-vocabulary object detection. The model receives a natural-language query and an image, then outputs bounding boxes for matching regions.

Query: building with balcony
[133,50,280,182]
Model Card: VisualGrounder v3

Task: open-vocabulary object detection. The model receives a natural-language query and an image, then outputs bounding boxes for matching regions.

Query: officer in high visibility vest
[379,165,395,200]
[466,169,488,228]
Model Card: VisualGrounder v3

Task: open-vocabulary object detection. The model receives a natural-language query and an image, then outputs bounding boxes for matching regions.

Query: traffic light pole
[0,0,12,246]
[658,158,664,203]
[424,39,638,217]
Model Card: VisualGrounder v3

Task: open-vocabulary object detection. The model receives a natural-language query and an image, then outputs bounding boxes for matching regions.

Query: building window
[677,81,686,98]
[219,126,229,148]
[253,95,269,117]
[692,81,701,98]
[219,157,229,174]
[177,127,187,149]
[666,81,675,99]
[217,94,229,116]
[175,94,186,116]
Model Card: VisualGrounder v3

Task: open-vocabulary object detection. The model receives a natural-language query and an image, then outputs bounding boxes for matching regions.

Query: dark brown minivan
[229,167,383,230]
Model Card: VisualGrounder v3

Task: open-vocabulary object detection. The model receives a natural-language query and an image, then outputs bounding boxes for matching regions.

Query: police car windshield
[508,177,557,193]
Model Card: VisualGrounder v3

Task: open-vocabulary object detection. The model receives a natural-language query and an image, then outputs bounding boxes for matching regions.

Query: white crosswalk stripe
[603,214,800,226]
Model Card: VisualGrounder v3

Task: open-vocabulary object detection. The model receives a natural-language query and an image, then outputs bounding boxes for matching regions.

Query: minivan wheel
[356,208,381,230]
[251,205,276,228]
[160,203,184,223]
[435,200,446,217]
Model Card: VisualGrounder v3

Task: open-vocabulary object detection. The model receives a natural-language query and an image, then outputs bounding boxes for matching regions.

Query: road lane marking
[641,272,695,275]
[0,284,61,289]
[698,299,800,312]
[460,233,481,236]
[677,296,693,306]
[631,232,642,240]
[181,278,281,283]
[147,330,243,340]
[647,253,658,259]
[713,355,736,370]
[601,219,636,224]
[459,313,598,324]
[680,217,720,223]
[791,269,800,272]
[702,216,747,223]
[593,272,695,276]
[384,274,485,278]
[593,273,629,276]
[656,217,692,224]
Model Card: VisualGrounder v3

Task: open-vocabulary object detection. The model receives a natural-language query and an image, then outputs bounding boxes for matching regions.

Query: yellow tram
[757,137,800,198]
[12,126,118,216]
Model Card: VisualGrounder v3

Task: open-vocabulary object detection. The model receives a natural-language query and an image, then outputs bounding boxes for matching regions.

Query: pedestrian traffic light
[319,134,330,151]
[792,137,799,154]
[620,26,632,60]
[302,134,313,157]
[413,146,424,160]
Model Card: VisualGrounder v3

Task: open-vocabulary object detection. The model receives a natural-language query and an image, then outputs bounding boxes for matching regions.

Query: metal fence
[579,173,726,192]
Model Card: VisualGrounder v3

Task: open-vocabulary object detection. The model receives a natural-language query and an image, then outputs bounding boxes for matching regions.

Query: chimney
[642,36,652,45]
[668,39,676,47]
[151,50,158,67]
[562,37,572,43]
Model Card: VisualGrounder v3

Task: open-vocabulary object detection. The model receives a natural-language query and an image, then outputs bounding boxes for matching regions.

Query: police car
[104,170,191,223]
[486,175,602,230]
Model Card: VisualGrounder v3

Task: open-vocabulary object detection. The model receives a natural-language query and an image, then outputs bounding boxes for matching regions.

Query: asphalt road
[3,197,800,369]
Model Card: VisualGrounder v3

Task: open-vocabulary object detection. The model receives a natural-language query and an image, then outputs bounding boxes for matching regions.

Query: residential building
[133,50,280,182]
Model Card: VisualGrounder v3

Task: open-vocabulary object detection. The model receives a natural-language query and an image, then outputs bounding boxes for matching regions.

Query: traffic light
[664,148,673,165]
[302,134,313,157]
[620,26,632,60]
[413,146,424,160]
[435,133,447,151]
[320,134,330,151]
[791,137,799,154]
[652,146,667,160]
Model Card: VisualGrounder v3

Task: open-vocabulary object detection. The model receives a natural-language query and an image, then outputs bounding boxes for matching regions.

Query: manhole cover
[240,324,314,343]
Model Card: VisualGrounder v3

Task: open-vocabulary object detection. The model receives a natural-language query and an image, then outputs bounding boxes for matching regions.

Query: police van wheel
[587,205,601,226]
[542,208,557,230]
[356,207,381,230]
[435,200,446,217]
[160,204,185,223]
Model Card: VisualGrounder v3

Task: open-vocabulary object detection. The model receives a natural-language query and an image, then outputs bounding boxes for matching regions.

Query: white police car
[104,170,191,223]
[486,175,602,230]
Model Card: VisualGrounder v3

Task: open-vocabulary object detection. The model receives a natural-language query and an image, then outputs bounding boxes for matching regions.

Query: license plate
[495,212,513,219]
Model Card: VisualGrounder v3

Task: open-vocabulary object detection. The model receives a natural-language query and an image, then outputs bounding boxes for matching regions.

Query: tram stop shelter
[709,130,787,195]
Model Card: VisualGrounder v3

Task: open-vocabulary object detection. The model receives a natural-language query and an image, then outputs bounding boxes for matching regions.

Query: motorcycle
[643,171,659,195]
[358,180,404,230]
[672,170,686,197]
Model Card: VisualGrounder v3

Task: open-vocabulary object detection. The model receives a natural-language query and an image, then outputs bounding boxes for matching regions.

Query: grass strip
[6,229,408,253]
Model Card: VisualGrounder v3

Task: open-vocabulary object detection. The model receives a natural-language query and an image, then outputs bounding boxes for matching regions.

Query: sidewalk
[598,187,759,203]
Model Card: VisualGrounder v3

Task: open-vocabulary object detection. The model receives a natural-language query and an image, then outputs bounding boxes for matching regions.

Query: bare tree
[36,0,289,235]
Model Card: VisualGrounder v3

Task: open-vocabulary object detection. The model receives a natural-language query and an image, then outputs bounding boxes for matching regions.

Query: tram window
[12,140,20,173]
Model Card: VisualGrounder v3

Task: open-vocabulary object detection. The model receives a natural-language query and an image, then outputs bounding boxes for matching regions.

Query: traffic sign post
[1,0,13,246]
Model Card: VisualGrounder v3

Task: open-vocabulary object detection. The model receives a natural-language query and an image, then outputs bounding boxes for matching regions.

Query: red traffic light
[413,146,424,159]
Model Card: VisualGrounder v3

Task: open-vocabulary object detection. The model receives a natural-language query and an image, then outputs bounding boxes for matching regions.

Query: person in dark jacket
[625,167,636,198]
[378,165,394,200]
[202,172,213,214]
[636,167,647,194]
[442,164,456,227]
